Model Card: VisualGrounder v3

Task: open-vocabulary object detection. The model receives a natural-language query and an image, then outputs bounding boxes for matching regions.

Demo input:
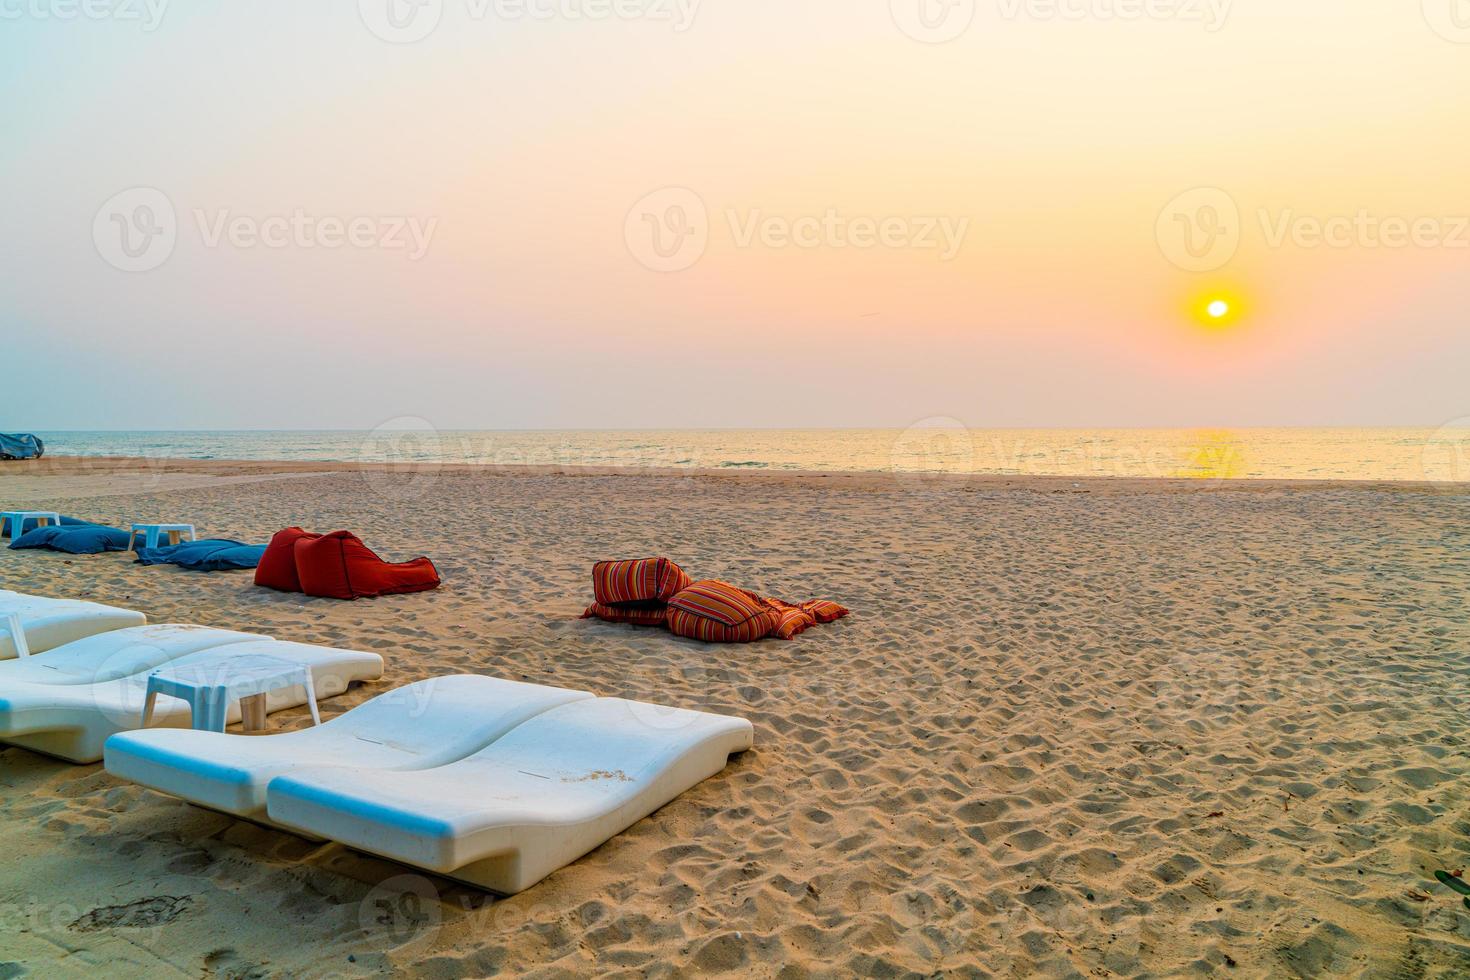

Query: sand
[0,457,1468,977]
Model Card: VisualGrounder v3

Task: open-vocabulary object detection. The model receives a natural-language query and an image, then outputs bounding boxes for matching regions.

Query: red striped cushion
[800,600,849,624]
[765,599,849,639]
[667,605,781,643]
[581,601,669,627]
[772,606,818,640]
[667,580,770,626]
[666,580,781,643]
[591,558,693,605]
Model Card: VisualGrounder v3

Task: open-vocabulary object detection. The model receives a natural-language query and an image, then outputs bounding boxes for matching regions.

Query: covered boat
[0,433,44,460]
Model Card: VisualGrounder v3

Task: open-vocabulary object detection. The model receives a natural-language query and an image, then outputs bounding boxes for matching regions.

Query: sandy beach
[1,457,1468,977]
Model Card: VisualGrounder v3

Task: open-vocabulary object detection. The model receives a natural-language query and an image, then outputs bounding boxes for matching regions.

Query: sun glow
[1190,292,1245,332]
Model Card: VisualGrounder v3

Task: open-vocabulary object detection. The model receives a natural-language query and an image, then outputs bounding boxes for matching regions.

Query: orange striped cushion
[581,601,669,627]
[591,558,692,605]
[772,606,818,640]
[800,600,850,624]
[766,599,850,639]
[667,580,781,643]
[667,605,781,643]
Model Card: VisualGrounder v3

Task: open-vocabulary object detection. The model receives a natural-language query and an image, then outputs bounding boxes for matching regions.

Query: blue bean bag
[135,539,267,571]
[9,523,133,554]
[1,514,91,537]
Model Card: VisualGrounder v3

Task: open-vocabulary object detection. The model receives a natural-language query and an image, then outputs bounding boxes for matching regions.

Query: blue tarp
[135,538,266,571]
[10,523,132,555]
[1,514,92,537]
[0,433,44,460]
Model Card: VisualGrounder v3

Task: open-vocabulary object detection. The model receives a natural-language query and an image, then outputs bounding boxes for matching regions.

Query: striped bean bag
[581,601,670,628]
[666,580,782,644]
[591,558,693,605]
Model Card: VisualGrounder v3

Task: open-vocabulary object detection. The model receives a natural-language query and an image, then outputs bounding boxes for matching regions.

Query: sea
[22,427,1470,483]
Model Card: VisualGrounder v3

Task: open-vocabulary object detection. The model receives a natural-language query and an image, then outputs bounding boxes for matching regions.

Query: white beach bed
[0,639,383,763]
[104,675,594,819]
[265,696,754,894]
[0,624,265,688]
[0,591,148,660]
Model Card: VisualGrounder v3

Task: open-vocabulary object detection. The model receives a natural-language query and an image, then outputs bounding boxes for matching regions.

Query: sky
[3,1,1468,430]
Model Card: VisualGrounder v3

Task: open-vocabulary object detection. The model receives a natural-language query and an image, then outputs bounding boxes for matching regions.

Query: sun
[1190,291,1245,331]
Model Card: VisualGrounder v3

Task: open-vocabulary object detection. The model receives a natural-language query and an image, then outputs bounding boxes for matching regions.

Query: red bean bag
[254,527,321,593]
[591,557,692,605]
[666,580,782,643]
[580,600,670,627]
[293,530,441,601]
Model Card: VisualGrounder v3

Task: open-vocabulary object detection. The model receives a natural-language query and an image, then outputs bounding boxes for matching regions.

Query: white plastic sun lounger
[0,624,265,689]
[265,697,754,894]
[104,675,595,820]
[0,592,147,660]
[0,639,383,763]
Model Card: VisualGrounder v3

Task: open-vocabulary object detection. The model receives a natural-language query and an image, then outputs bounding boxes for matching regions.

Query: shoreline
[8,455,1470,498]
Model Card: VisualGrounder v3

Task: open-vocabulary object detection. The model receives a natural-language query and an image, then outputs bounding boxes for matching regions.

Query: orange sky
[4,2,1469,427]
